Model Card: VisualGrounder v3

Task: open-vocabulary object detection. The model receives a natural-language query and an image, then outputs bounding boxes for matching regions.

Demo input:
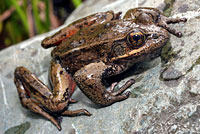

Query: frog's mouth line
[111,46,146,61]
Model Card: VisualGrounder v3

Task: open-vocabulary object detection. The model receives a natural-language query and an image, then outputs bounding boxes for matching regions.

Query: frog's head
[111,25,169,63]
[110,7,187,63]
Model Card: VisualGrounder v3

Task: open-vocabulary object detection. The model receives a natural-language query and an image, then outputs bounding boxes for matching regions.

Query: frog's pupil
[132,34,141,42]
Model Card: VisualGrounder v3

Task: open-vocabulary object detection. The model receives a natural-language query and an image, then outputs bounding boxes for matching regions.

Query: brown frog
[14,7,187,130]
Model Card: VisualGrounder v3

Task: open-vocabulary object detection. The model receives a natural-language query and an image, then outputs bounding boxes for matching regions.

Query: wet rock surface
[1,0,200,134]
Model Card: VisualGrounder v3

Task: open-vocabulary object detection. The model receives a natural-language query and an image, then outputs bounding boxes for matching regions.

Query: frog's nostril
[152,34,158,39]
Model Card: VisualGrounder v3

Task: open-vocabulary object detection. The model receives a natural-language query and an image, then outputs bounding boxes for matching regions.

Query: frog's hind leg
[14,67,62,130]
[49,61,91,116]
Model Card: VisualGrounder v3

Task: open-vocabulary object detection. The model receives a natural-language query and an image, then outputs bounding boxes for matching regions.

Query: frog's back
[51,19,137,74]
[51,19,137,57]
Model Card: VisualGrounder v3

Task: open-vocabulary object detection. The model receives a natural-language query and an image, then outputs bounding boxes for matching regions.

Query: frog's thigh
[14,66,52,100]
[49,60,76,102]
[74,62,131,106]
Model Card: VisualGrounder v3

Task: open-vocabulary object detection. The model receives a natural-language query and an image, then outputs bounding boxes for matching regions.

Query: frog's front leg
[157,16,187,37]
[74,62,135,106]
[14,61,91,131]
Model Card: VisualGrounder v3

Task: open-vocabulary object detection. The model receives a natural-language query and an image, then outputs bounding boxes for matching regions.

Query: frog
[14,7,187,131]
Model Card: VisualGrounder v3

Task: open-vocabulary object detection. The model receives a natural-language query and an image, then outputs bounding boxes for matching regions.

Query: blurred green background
[0,0,83,50]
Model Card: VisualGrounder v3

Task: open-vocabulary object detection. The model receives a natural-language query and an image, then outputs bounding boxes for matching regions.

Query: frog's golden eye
[127,31,145,48]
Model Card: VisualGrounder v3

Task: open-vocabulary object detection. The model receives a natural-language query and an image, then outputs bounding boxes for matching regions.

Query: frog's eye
[127,31,145,48]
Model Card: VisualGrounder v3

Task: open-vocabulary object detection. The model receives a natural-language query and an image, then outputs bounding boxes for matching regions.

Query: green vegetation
[72,0,82,8]
[0,0,82,50]
[163,0,175,17]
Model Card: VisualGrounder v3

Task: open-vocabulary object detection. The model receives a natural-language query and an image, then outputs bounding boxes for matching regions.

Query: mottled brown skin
[14,7,187,130]
[41,11,122,48]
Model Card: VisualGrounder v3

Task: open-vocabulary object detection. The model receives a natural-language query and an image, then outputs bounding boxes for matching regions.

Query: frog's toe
[116,91,131,99]
[69,98,78,103]
[166,17,187,24]
[100,79,134,105]
[109,82,118,92]
[56,117,63,131]
[61,109,92,116]
[104,91,131,106]
[110,79,135,96]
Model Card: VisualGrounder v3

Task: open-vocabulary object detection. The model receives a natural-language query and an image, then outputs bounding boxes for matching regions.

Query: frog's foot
[103,79,135,104]
[61,109,92,116]
[157,16,187,37]
[108,79,135,96]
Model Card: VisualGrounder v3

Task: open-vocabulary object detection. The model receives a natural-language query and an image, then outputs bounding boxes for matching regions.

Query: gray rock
[1,0,200,134]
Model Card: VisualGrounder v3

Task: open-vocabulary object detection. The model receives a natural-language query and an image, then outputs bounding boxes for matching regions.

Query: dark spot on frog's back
[105,23,111,28]
[97,33,102,38]
[60,71,63,75]
[70,39,85,47]
[89,27,96,32]
[83,21,88,25]
[79,32,84,35]
[79,39,85,44]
